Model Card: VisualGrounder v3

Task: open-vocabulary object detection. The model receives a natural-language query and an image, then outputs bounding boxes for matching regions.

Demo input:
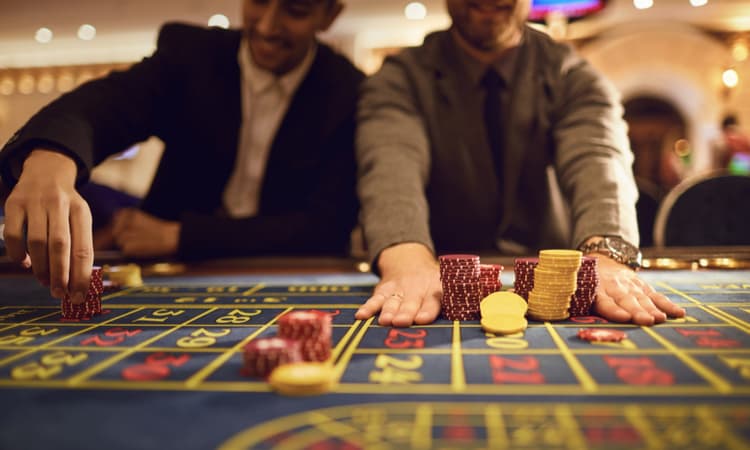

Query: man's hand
[592,254,686,325]
[111,208,180,257]
[3,149,93,304]
[355,243,442,327]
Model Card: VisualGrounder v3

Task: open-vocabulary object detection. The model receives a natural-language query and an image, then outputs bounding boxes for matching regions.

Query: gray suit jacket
[356,27,638,263]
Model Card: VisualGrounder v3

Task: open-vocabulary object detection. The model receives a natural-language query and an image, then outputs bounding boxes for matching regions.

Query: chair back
[653,172,750,246]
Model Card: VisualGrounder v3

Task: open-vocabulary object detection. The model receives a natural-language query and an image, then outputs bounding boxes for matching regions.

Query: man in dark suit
[0,0,364,304]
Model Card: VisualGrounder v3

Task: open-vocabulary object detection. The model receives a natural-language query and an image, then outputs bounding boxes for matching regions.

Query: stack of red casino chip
[242,337,303,378]
[569,256,599,316]
[61,266,104,320]
[439,254,482,321]
[512,257,538,301]
[479,264,503,298]
[278,310,332,362]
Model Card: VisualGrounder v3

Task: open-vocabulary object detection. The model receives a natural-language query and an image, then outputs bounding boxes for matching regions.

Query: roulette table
[0,257,748,450]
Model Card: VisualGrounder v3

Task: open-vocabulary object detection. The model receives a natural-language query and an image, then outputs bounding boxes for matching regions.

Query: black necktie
[482,69,504,179]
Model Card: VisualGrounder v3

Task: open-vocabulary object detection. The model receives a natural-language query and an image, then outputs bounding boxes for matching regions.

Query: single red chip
[577,328,627,342]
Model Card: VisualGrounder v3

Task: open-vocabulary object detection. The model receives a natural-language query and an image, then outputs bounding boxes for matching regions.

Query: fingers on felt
[632,277,683,320]
[634,293,667,324]
[594,293,631,323]
[413,294,441,325]
[611,292,655,325]
[378,295,405,326]
[649,290,686,318]
[69,200,93,301]
[391,297,423,327]
[355,292,387,319]
[2,201,30,266]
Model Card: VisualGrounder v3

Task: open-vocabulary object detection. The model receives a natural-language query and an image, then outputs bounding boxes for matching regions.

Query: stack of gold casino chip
[527,249,582,321]
[480,292,529,335]
[103,263,143,288]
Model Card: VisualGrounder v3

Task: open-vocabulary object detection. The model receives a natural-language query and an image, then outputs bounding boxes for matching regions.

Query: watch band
[578,236,642,270]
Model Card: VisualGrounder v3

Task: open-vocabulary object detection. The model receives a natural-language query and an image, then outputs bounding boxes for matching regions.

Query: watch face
[605,237,641,267]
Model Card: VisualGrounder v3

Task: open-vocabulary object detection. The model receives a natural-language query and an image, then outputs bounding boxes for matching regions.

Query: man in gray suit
[355,0,685,327]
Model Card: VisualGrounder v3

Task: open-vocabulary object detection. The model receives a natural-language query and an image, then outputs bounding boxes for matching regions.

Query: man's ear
[319,1,344,32]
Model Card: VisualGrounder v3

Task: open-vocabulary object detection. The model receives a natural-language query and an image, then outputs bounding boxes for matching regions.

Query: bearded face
[446,0,530,52]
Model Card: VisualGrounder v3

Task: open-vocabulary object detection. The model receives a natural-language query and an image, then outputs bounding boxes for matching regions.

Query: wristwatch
[578,236,642,270]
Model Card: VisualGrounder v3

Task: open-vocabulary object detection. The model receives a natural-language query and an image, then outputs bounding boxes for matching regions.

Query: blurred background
[0,0,748,247]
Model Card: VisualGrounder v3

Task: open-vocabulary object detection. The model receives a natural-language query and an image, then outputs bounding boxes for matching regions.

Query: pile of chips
[513,255,599,318]
[241,337,303,378]
[278,310,332,362]
[61,266,103,320]
[479,264,503,298]
[569,256,599,316]
[439,255,482,321]
[479,292,528,335]
[526,250,582,321]
[242,310,335,395]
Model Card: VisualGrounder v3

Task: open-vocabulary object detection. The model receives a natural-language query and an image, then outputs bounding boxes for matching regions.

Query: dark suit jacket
[0,23,364,259]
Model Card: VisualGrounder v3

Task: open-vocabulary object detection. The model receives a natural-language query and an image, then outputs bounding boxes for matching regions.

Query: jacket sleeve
[177,113,359,258]
[0,24,185,188]
[551,51,640,248]
[356,56,434,265]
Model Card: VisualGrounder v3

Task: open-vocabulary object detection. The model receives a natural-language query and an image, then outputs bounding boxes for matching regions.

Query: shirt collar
[238,38,317,97]
[450,29,524,88]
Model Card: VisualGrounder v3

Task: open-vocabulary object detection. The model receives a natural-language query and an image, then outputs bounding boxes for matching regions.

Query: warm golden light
[208,14,230,29]
[404,2,427,20]
[689,0,708,6]
[674,139,691,157]
[731,40,749,62]
[633,0,653,10]
[18,74,35,94]
[722,68,739,88]
[35,27,53,44]
[78,24,96,41]
[0,77,15,96]
[57,73,76,92]
[37,73,55,94]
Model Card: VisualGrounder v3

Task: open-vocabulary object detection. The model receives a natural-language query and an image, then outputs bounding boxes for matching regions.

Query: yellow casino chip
[481,314,528,335]
[480,292,528,316]
[268,362,335,396]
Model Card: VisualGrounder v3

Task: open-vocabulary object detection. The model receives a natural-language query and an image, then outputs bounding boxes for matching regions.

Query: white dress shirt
[222,39,316,218]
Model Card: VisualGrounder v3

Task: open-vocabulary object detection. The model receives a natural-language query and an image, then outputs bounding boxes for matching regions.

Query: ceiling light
[35,28,53,44]
[722,68,739,89]
[689,0,708,6]
[78,24,96,40]
[208,14,230,29]
[404,2,427,20]
[633,0,653,9]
